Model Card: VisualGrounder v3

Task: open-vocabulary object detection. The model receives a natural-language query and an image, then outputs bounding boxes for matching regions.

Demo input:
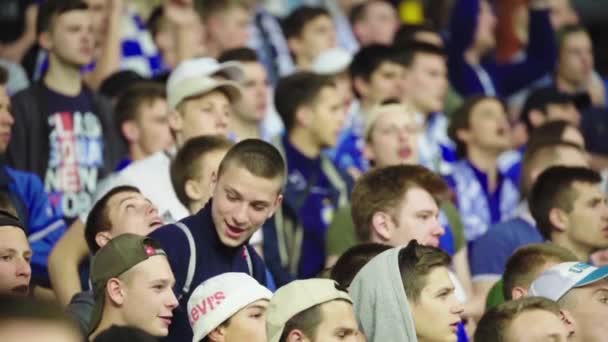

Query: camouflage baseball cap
[88,234,167,335]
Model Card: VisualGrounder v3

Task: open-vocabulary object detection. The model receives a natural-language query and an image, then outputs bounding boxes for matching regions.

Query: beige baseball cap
[168,76,242,110]
[266,279,352,342]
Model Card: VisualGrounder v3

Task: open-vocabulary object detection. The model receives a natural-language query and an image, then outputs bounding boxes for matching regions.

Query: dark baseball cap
[89,234,167,334]
[521,87,574,129]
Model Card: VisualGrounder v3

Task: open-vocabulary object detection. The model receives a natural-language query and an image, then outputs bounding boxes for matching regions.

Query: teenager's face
[190,149,229,209]
[176,90,231,144]
[549,0,579,30]
[120,256,178,337]
[389,187,444,248]
[365,109,419,167]
[84,0,109,45]
[463,98,511,154]
[210,7,252,52]
[135,98,174,157]
[211,165,282,247]
[506,309,569,342]
[562,182,608,252]
[46,9,95,67]
[309,86,346,149]
[0,85,14,154]
[360,61,406,105]
[354,1,399,45]
[0,228,31,297]
[311,300,362,342]
[293,15,337,65]
[222,300,269,342]
[105,191,164,242]
[558,31,594,86]
[562,280,608,342]
[409,267,464,342]
[403,53,448,114]
[235,62,269,123]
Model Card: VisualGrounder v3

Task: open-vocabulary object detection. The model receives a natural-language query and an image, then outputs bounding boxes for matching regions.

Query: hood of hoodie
[349,246,418,342]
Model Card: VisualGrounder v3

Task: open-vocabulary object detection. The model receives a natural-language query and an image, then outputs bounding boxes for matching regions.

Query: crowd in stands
[1,0,608,341]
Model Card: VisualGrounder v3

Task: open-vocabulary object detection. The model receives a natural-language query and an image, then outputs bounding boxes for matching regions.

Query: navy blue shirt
[470,217,543,280]
[149,201,268,342]
[281,137,352,278]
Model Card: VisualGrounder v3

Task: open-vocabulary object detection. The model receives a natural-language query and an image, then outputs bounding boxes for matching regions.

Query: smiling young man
[88,234,178,341]
[149,138,284,342]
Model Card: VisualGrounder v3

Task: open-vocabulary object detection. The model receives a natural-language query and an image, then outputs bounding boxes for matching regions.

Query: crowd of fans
[1,0,607,341]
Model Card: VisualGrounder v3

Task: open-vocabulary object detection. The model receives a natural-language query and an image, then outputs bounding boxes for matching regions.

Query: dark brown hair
[398,240,451,302]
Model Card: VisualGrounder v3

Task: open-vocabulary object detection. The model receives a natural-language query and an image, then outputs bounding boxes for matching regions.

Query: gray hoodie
[350,247,418,342]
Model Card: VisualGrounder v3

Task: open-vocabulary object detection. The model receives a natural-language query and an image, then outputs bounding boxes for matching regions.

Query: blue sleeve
[261,216,296,287]
[490,10,556,97]
[470,225,513,279]
[10,170,67,278]
[148,225,189,294]
[447,0,485,97]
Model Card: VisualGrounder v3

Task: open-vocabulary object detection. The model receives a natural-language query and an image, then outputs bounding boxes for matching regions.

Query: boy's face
[307,86,346,149]
[189,149,229,208]
[235,62,269,123]
[0,85,14,154]
[104,191,164,243]
[209,7,252,52]
[291,14,337,65]
[211,164,282,247]
[0,228,31,297]
[308,300,361,341]
[365,109,419,167]
[386,187,444,248]
[357,61,406,106]
[459,98,511,155]
[173,90,231,145]
[132,98,174,157]
[561,182,608,252]
[221,299,269,342]
[118,256,178,337]
[409,266,464,342]
[354,1,399,45]
[403,53,448,115]
[42,9,95,67]
[558,31,594,86]
[563,280,608,342]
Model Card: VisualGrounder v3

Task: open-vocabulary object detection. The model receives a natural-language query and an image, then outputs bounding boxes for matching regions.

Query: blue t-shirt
[41,85,105,224]
[470,217,543,280]
[282,137,351,278]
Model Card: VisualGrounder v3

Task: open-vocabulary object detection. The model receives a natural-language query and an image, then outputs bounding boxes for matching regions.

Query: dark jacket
[448,0,557,98]
[148,201,268,342]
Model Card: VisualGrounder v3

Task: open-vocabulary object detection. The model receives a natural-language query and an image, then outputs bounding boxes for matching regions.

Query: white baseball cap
[528,262,608,301]
[188,273,272,342]
[167,76,242,110]
[311,48,353,75]
[168,57,244,88]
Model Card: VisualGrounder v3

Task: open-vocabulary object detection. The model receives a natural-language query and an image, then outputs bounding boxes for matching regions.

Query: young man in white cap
[188,272,272,342]
[88,234,178,340]
[49,58,244,305]
[528,261,608,342]
[266,278,361,342]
